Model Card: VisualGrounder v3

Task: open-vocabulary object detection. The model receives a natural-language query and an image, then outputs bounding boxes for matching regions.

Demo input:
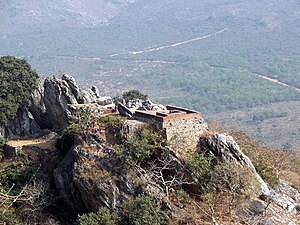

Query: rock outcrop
[198,133,300,224]
[53,125,299,224]
[5,106,45,139]
[266,180,300,213]
[198,133,270,194]
[54,135,198,215]
[238,180,300,225]
[6,74,100,138]
[54,144,166,213]
[61,74,84,104]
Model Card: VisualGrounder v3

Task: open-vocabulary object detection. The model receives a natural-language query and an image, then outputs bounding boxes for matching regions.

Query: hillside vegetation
[0,117,299,224]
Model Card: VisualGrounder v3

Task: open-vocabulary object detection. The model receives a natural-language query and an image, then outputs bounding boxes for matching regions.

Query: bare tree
[135,154,192,196]
[192,193,222,225]
[0,179,57,225]
[17,180,55,224]
[210,161,258,219]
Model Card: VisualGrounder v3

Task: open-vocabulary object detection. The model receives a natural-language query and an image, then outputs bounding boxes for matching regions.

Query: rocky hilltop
[6,74,100,138]
[53,127,300,224]
[1,74,299,225]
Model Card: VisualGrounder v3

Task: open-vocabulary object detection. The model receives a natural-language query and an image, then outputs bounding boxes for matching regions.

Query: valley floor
[210,100,300,152]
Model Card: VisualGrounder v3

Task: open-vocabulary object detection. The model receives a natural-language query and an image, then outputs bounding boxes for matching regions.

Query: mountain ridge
[1,0,299,34]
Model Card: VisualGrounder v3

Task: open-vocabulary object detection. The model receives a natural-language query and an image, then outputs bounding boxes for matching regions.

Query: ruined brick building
[121,104,208,152]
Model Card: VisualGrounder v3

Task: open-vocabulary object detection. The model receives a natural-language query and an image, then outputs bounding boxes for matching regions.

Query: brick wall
[162,117,208,152]
[131,105,208,152]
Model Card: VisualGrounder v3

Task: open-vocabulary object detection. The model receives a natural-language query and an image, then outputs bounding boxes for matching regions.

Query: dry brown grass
[171,194,246,225]
[226,130,300,189]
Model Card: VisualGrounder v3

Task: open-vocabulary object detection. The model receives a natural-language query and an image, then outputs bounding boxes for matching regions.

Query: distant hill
[0,0,135,32]
[1,0,299,33]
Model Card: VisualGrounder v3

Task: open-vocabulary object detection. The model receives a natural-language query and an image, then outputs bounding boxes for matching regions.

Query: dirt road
[253,73,300,93]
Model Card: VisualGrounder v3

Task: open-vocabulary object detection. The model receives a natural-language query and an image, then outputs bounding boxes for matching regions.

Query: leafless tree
[17,180,55,224]
[209,161,258,219]
[192,193,222,225]
[135,154,193,196]
[0,179,58,225]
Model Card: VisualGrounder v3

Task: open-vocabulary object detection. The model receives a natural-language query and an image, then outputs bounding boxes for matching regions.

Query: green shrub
[102,116,126,129]
[188,152,213,180]
[127,195,167,225]
[113,89,148,104]
[0,56,38,125]
[210,161,258,194]
[55,124,79,156]
[255,161,279,188]
[112,96,123,104]
[0,207,23,225]
[175,189,190,209]
[0,162,36,195]
[122,90,148,101]
[117,129,168,164]
[78,207,120,225]
[0,135,6,148]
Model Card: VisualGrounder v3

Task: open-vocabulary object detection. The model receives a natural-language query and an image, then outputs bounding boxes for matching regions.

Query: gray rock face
[54,141,197,214]
[29,80,55,131]
[81,90,96,104]
[200,134,300,224]
[7,75,100,138]
[120,120,147,141]
[238,181,300,225]
[42,77,74,133]
[6,107,45,139]
[62,74,83,103]
[91,85,100,99]
[198,133,270,194]
[54,144,164,213]
[87,89,98,103]
[267,181,300,213]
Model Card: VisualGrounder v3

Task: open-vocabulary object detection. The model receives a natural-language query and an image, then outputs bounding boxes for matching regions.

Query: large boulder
[266,180,300,213]
[238,181,300,224]
[81,90,97,104]
[53,134,198,215]
[198,134,300,224]
[62,74,84,103]
[91,85,100,99]
[42,77,76,133]
[6,75,101,138]
[29,80,50,129]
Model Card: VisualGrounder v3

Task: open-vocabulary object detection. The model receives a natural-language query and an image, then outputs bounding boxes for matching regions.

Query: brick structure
[133,105,208,151]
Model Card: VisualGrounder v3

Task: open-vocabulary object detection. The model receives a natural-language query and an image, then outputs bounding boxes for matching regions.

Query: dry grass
[225,129,300,189]
[171,194,246,225]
